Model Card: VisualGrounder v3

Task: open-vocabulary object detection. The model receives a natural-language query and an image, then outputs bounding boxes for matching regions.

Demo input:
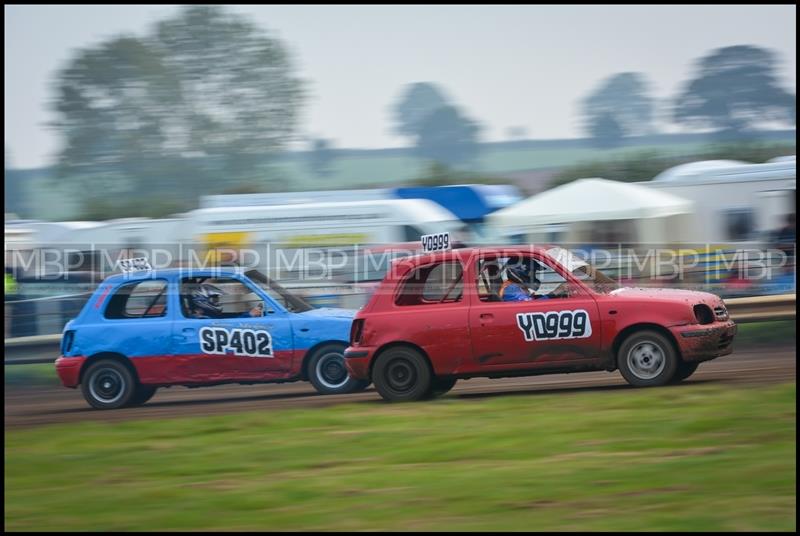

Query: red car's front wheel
[617,330,678,387]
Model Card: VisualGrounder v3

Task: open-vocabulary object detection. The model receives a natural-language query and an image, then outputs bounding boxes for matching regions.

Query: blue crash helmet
[505,256,541,291]
[191,283,224,316]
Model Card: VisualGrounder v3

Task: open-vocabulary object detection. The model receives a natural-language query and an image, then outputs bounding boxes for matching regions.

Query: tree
[587,113,624,149]
[411,161,506,187]
[391,82,449,139]
[4,147,22,217]
[414,105,482,167]
[52,5,304,211]
[674,45,796,137]
[307,138,336,178]
[581,72,654,145]
[53,36,179,195]
[390,82,482,166]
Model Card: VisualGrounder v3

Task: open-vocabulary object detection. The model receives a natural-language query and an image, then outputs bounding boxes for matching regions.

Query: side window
[535,259,571,297]
[104,280,168,319]
[395,261,463,306]
[180,277,264,319]
[482,256,576,302]
[476,258,504,302]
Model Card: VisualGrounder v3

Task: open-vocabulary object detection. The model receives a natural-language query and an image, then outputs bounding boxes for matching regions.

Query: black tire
[307,343,369,395]
[425,377,458,399]
[617,330,678,387]
[671,361,699,383]
[80,359,136,409]
[128,385,158,406]
[372,346,432,402]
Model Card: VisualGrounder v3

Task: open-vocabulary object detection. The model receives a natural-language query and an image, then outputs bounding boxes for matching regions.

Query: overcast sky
[4,4,796,169]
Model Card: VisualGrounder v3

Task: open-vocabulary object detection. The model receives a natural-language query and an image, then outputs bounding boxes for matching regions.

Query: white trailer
[186,198,464,279]
[641,158,796,243]
[188,198,464,248]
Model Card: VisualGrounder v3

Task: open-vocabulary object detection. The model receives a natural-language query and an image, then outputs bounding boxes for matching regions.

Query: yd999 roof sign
[421,232,450,252]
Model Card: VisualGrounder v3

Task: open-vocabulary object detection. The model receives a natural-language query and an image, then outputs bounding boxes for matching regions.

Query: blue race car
[55,266,368,409]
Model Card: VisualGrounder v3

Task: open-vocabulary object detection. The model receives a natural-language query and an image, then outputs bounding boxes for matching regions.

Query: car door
[468,253,603,372]
[170,275,294,383]
[96,278,173,376]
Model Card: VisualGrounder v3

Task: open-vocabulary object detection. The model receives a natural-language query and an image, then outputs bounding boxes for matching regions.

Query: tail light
[61,330,76,354]
[350,319,365,345]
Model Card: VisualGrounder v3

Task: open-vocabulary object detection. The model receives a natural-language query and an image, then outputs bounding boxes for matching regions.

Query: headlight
[693,304,714,325]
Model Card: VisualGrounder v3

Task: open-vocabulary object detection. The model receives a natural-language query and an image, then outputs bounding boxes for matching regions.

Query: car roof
[100,266,249,284]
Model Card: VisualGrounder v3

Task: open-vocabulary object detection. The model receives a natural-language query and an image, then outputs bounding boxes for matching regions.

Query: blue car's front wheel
[307,343,370,395]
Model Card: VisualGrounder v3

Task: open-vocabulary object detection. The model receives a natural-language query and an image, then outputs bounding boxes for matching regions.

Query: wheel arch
[79,352,140,385]
[369,341,434,381]
[300,340,349,381]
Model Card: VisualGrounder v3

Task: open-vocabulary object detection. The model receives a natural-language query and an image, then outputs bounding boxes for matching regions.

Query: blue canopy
[393,184,522,223]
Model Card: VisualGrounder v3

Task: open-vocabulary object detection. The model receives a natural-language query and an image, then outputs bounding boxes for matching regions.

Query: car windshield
[245,269,314,313]
[545,247,619,294]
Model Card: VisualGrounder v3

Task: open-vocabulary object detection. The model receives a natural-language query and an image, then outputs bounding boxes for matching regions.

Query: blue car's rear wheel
[128,385,158,406]
[81,359,136,409]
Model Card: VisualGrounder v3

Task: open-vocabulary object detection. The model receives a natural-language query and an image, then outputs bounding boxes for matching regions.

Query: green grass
[5,382,796,531]
[735,320,796,348]
[4,364,61,387]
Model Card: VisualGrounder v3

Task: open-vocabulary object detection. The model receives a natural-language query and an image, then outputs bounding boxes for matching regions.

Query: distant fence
[4,292,93,339]
[722,293,796,323]
[4,293,795,366]
[4,242,795,338]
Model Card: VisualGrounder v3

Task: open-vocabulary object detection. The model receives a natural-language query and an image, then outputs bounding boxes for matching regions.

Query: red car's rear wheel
[372,346,432,402]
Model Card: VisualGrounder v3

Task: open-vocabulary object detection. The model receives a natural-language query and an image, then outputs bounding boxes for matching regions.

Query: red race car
[344,243,737,402]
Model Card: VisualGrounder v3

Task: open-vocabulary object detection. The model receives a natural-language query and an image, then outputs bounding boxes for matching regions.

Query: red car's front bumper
[670,320,737,362]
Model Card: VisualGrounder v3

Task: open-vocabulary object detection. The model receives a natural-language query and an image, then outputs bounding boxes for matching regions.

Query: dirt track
[5,348,796,429]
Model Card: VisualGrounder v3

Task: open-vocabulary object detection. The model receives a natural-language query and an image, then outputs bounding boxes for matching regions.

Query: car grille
[714,305,729,321]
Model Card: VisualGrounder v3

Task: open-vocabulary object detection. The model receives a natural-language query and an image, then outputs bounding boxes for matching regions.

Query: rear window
[395,261,463,306]
[104,280,168,319]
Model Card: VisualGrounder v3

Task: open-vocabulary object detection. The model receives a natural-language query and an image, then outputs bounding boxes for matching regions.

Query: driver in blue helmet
[499,256,549,302]
[190,283,263,318]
